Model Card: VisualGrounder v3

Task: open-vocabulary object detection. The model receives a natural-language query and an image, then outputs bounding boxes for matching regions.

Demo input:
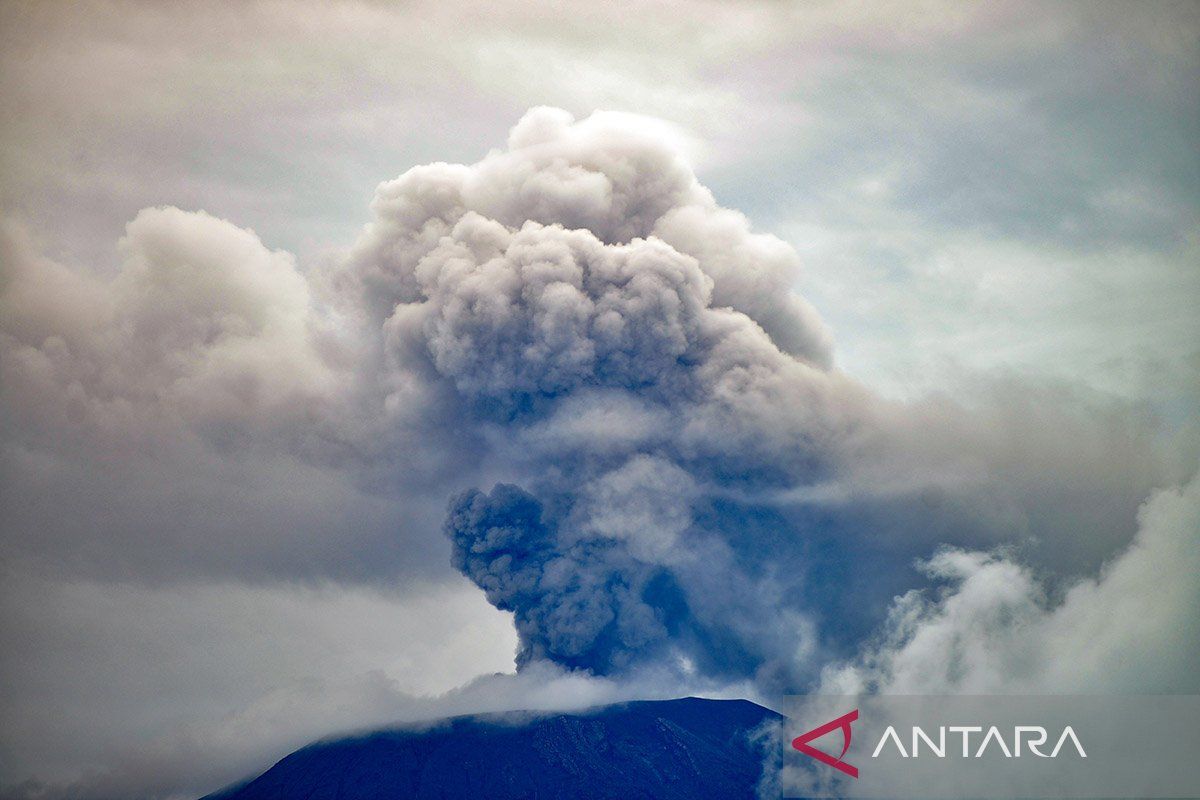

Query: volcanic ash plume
[2,107,1171,696]
[335,107,1166,690]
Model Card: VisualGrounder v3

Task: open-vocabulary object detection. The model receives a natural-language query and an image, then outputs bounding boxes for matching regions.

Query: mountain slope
[204,696,782,800]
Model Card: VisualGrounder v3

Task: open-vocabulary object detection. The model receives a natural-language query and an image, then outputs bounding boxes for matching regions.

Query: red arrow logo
[791,708,859,778]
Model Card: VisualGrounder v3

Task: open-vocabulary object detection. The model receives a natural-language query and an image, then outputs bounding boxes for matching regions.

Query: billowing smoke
[336,108,868,687]
[329,107,1175,689]
[0,107,1182,701]
[342,107,833,367]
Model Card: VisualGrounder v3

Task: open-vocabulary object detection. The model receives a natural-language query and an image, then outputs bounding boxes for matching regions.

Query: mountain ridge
[203,696,782,800]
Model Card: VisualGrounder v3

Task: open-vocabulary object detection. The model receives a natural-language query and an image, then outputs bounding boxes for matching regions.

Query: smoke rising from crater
[331,107,1177,689]
[3,110,1176,698]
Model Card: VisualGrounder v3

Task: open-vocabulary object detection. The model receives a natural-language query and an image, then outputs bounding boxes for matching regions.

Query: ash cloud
[343,107,834,368]
[2,108,1177,673]
[349,108,862,686]
[0,106,1192,798]
[335,107,1179,689]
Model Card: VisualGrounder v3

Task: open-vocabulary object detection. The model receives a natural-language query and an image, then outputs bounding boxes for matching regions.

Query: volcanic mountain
[204,696,782,800]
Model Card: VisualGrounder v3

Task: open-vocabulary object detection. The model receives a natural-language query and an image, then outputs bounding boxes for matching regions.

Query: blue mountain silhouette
[204,696,782,800]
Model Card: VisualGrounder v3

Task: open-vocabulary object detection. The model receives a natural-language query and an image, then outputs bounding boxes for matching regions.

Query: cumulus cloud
[2,207,333,435]
[0,208,465,583]
[821,470,1200,695]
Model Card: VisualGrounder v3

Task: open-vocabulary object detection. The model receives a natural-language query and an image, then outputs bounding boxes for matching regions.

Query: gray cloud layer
[0,3,1196,797]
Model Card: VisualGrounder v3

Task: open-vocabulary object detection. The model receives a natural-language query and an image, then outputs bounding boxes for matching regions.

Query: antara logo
[792,709,1087,778]
[870,724,1087,759]
[792,709,860,778]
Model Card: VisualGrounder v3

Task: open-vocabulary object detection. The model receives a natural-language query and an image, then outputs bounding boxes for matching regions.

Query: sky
[0,2,1197,799]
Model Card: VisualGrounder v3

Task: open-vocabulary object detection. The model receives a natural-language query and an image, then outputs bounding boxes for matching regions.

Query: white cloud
[822,469,1200,695]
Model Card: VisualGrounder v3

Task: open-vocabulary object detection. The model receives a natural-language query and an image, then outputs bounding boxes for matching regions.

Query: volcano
[203,696,782,800]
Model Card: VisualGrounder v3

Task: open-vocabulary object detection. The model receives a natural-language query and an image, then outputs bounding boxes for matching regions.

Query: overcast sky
[1,2,1197,799]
